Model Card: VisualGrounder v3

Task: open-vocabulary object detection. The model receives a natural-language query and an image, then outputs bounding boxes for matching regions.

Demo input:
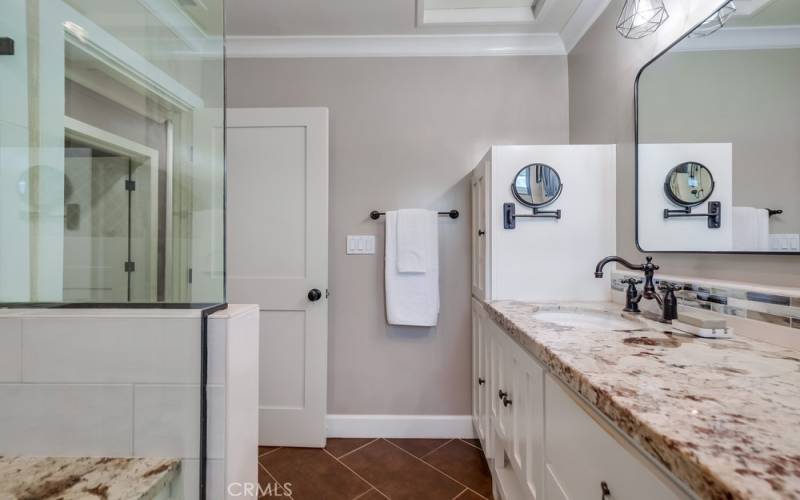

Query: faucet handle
[622,277,642,285]
[659,282,682,292]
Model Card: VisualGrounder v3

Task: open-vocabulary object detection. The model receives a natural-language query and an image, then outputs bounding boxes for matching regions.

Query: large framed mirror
[635,0,800,254]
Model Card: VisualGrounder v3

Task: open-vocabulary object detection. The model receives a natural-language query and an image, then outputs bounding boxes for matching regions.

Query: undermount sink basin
[531,309,645,331]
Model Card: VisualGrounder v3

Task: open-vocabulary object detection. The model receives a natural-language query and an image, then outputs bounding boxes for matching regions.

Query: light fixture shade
[616,0,669,39]
[689,1,736,38]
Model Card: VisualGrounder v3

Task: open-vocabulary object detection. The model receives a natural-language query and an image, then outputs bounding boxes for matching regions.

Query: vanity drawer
[544,374,686,500]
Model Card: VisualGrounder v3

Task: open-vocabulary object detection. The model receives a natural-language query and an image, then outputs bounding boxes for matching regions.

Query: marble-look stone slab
[0,456,179,500]
[484,300,800,500]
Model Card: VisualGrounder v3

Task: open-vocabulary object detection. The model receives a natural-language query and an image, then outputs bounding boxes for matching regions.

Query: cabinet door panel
[471,299,480,432]
[545,375,682,500]
[511,346,544,500]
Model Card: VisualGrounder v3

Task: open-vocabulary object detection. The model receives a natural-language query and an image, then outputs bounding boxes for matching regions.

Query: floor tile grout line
[459,439,482,452]
[258,447,282,457]
[419,438,454,459]
[383,438,491,500]
[352,487,379,500]
[323,447,391,500]
[335,438,380,460]
[259,461,295,500]
[452,487,469,499]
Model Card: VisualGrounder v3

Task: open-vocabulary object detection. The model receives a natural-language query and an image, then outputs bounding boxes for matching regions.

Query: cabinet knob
[601,481,611,500]
[478,377,485,386]
[502,396,512,407]
[478,229,485,236]
[498,389,508,400]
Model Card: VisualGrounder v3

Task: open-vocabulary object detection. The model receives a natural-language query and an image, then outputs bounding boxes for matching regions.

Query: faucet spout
[594,256,646,278]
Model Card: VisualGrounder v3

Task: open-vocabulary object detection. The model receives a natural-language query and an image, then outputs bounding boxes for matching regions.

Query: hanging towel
[733,207,770,251]
[397,209,437,273]
[385,210,440,326]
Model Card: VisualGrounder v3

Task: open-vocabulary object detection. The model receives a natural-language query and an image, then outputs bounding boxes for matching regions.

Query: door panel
[227,107,329,447]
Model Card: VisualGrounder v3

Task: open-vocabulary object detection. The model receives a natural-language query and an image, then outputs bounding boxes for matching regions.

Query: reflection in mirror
[636,0,800,253]
[664,162,715,207]
[512,164,563,208]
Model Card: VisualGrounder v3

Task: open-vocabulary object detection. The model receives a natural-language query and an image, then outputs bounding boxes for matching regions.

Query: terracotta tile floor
[259,438,493,500]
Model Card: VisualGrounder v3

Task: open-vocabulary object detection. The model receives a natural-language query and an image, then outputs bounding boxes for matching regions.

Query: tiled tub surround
[611,271,800,330]
[0,305,259,500]
[484,300,800,500]
[0,456,180,500]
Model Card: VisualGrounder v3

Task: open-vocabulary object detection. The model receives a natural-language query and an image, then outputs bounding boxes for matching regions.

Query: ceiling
[729,0,800,28]
[224,0,587,36]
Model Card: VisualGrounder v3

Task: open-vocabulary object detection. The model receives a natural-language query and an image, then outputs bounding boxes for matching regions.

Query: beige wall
[226,56,569,414]
[569,0,800,286]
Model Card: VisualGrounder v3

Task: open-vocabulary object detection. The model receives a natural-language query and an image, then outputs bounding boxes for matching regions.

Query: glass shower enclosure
[0,0,225,304]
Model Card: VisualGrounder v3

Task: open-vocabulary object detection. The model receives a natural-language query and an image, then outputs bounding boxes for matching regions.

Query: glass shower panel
[0,0,225,304]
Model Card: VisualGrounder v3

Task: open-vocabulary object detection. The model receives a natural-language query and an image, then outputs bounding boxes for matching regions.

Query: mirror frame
[633,0,797,255]
[510,163,563,209]
[663,162,715,208]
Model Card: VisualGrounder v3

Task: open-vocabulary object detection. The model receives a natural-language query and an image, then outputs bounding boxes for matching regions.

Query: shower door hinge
[0,38,14,55]
[124,261,136,273]
[125,179,136,191]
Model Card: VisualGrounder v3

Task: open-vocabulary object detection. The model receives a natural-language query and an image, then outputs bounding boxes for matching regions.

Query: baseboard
[326,414,476,439]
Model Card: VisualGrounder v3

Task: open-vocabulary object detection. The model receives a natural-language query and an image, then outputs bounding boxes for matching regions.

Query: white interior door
[227,107,329,447]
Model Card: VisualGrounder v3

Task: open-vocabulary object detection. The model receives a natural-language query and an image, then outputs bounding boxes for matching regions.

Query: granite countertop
[0,456,180,500]
[485,300,800,500]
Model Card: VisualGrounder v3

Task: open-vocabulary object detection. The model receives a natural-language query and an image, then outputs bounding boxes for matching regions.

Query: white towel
[397,209,437,273]
[385,211,439,326]
[733,207,770,251]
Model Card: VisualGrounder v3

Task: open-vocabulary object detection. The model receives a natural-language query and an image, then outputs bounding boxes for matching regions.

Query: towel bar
[370,210,459,220]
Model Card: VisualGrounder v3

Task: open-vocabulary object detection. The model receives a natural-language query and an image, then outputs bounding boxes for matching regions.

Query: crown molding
[225,33,566,58]
[560,0,612,53]
[673,25,800,52]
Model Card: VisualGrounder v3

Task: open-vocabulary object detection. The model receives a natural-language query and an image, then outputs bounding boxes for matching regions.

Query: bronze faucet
[594,256,678,322]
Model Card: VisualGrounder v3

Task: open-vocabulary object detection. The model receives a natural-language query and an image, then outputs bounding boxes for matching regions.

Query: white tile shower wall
[0,318,21,381]
[0,306,259,500]
[0,384,133,456]
[133,384,225,459]
[21,317,204,384]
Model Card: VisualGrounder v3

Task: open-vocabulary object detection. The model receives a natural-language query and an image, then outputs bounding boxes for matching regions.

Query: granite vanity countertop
[485,300,800,500]
[0,456,180,500]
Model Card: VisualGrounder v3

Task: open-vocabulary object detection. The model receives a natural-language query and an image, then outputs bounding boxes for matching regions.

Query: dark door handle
[478,377,485,386]
[308,288,322,302]
[503,396,512,407]
[478,229,485,236]
[601,481,610,500]
[498,390,508,400]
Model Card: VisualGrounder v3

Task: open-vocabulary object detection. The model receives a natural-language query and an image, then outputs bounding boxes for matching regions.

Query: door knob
[308,288,323,302]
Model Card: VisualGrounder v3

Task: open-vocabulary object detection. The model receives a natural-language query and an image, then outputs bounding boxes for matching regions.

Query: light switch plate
[347,235,376,255]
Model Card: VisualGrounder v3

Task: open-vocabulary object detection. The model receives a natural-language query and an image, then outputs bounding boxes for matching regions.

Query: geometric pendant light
[616,0,670,39]
[689,1,736,38]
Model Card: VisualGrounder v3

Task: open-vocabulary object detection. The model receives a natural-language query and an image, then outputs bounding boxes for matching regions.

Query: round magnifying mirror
[511,163,563,208]
[664,162,715,207]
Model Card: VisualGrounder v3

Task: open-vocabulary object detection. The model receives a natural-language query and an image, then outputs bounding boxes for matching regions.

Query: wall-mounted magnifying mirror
[664,162,715,207]
[511,163,563,208]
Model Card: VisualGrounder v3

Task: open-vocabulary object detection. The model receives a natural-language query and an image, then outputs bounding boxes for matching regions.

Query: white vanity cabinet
[471,159,491,301]
[472,311,690,500]
[469,145,616,303]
